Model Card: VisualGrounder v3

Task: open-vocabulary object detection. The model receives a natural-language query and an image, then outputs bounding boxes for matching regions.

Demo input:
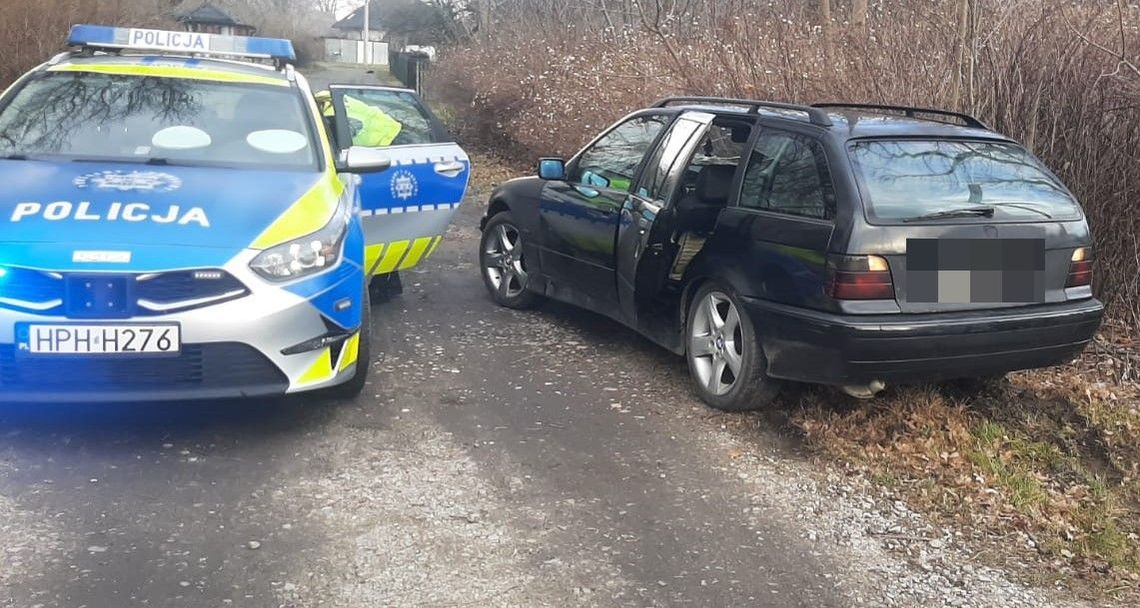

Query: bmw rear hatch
[843,138,1094,313]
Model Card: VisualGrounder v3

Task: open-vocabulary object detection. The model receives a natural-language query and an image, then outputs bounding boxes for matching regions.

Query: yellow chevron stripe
[337,332,361,372]
[364,243,385,275]
[424,235,444,259]
[376,240,410,274]
[297,348,333,386]
[49,63,287,86]
[397,237,434,270]
[251,174,343,249]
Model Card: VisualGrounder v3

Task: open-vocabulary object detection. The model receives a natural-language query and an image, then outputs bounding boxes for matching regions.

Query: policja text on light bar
[67,25,296,62]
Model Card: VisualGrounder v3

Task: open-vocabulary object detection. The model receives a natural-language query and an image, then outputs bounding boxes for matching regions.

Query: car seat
[669,164,736,280]
[675,164,735,235]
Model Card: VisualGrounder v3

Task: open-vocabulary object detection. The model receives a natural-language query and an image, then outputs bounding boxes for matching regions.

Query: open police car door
[328,85,469,277]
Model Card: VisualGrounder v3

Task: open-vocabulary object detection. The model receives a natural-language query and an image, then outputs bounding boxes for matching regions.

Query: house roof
[177,2,242,26]
[332,3,384,30]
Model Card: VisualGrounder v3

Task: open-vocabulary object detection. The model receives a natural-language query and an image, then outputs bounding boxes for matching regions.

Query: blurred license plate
[18,324,181,355]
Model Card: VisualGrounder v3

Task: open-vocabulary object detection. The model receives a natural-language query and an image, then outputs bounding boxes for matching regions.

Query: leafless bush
[0,0,171,88]
[431,0,1140,323]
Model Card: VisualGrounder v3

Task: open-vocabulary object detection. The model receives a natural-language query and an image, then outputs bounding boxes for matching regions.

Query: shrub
[430,0,1140,322]
[0,0,169,89]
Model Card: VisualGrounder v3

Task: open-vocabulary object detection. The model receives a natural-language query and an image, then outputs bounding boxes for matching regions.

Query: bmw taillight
[1066,247,1093,287]
[826,255,895,300]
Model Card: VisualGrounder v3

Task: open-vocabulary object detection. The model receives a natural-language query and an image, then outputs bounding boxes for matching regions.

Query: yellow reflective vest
[319,93,402,147]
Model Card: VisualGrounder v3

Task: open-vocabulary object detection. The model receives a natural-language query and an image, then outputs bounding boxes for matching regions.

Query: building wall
[324,38,389,65]
[331,30,385,42]
[184,23,256,37]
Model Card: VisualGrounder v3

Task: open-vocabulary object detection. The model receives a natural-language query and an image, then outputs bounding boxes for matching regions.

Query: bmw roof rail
[812,103,989,129]
[652,96,833,127]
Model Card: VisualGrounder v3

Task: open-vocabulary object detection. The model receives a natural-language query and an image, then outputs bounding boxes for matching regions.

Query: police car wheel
[480,211,543,309]
[329,286,372,399]
[369,272,403,303]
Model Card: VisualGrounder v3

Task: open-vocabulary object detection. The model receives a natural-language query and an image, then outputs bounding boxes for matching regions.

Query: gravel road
[0,65,1101,608]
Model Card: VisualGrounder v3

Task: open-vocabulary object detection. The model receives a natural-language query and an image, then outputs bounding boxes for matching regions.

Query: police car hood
[0,160,324,270]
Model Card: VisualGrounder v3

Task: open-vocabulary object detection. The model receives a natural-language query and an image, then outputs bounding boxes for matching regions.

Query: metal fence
[388,49,430,96]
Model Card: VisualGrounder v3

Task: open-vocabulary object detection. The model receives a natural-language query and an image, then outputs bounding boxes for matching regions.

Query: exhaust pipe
[841,380,886,399]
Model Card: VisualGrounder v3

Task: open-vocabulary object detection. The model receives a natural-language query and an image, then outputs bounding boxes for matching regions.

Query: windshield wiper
[0,153,28,160]
[988,201,1054,219]
[67,156,177,166]
[903,205,995,222]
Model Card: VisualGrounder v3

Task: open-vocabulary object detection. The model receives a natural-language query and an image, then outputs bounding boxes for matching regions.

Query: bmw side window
[571,115,669,192]
[739,130,835,220]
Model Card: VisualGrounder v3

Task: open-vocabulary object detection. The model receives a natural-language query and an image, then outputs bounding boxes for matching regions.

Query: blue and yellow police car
[0,25,470,401]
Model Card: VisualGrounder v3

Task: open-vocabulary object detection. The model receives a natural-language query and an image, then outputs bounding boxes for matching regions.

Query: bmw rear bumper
[0,252,365,403]
[743,297,1104,386]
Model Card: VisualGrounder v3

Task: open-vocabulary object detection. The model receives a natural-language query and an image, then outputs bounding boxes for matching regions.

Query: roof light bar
[67,24,296,63]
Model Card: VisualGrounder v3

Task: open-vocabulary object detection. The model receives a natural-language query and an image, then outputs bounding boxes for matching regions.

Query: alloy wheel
[689,291,744,396]
[483,223,528,299]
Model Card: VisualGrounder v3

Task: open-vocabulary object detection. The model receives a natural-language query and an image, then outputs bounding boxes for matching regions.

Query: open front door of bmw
[617,111,716,328]
[327,85,470,278]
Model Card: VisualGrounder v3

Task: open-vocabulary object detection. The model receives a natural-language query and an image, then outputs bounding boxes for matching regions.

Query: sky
[336,0,369,18]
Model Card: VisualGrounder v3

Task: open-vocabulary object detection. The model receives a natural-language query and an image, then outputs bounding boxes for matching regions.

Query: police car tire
[330,286,372,399]
[685,282,780,412]
[480,211,544,309]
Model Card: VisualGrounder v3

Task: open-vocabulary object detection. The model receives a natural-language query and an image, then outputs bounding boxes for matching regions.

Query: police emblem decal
[73,171,183,193]
[390,170,418,201]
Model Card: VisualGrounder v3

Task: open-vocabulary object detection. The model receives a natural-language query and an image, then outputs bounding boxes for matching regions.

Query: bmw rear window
[849,139,1082,222]
[0,72,319,171]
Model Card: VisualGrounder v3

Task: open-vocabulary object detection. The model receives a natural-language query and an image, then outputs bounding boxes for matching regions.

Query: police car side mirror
[538,157,566,181]
[337,146,392,174]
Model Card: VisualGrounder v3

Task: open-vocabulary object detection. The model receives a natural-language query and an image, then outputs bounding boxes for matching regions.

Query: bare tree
[312,0,340,13]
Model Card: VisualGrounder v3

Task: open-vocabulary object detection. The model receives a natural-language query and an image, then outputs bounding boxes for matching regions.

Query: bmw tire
[480,211,544,309]
[685,282,779,411]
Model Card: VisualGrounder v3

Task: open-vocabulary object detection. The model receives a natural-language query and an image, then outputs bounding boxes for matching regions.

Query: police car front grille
[0,343,285,391]
[0,268,248,316]
[0,268,64,313]
[135,270,249,314]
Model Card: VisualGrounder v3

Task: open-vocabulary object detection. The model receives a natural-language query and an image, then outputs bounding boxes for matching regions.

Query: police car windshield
[0,72,319,171]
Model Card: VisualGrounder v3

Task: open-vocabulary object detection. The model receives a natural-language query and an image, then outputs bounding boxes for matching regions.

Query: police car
[0,26,470,401]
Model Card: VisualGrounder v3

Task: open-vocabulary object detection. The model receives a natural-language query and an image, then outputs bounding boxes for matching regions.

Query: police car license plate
[18,324,181,355]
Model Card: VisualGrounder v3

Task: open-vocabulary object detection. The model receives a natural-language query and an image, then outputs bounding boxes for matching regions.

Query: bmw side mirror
[537,157,566,181]
[337,146,392,174]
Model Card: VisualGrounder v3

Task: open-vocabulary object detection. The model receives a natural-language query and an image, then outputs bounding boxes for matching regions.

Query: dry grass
[791,358,1140,599]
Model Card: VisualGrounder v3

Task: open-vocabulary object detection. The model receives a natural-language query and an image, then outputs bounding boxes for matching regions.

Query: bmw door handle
[434,161,465,177]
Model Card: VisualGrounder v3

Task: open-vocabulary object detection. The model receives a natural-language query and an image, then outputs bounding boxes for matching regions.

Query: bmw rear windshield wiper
[903,205,995,222]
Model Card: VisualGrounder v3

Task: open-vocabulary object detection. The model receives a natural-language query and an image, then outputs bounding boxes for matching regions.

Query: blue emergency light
[67,24,296,63]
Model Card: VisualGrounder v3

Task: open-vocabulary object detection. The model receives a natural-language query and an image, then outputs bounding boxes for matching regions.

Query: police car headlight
[250,211,348,281]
